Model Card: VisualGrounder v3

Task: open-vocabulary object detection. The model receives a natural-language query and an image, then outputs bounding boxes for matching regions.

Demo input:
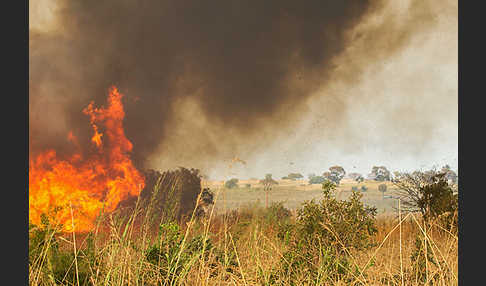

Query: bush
[393,170,458,226]
[264,202,292,223]
[194,188,215,217]
[276,181,378,283]
[299,183,377,251]
[348,172,364,183]
[145,222,190,280]
[145,221,236,281]
[121,167,205,225]
[286,173,304,180]
[224,178,239,189]
[308,175,326,184]
[369,166,391,181]
[29,214,94,285]
[410,234,438,284]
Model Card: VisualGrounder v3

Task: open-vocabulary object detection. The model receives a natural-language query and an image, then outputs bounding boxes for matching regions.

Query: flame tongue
[29,86,145,232]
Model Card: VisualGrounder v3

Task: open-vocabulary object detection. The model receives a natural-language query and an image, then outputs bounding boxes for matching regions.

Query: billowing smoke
[30,0,452,176]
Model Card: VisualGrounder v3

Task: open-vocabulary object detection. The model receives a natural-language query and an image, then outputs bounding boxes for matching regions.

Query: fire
[29,86,145,232]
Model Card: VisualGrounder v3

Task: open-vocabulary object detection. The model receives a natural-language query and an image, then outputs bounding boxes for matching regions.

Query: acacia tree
[441,164,458,184]
[322,166,346,185]
[329,166,346,181]
[348,172,364,183]
[369,166,391,181]
[260,174,278,208]
[224,178,239,189]
[322,171,332,182]
[393,169,457,224]
[309,175,326,184]
[286,173,304,180]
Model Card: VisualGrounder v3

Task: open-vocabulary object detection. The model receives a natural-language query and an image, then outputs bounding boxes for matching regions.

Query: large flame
[29,86,145,232]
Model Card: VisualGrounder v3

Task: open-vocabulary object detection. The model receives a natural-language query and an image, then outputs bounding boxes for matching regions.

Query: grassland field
[203,179,400,215]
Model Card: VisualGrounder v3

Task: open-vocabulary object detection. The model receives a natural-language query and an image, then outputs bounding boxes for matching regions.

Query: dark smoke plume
[29,0,439,171]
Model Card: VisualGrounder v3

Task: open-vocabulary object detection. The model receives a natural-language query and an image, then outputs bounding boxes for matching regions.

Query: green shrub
[145,221,190,280]
[394,170,458,226]
[146,221,237,282]
[276,181,378,283]
[264,202,292,223]
[29,213,94,285]
[410,234,439,284]
[299,183,377,252]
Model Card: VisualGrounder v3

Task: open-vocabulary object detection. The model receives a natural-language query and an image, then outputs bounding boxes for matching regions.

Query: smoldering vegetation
[118,167,215,228]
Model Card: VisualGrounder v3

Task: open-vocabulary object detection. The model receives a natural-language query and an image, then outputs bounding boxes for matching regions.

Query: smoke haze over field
[30,0,457,179]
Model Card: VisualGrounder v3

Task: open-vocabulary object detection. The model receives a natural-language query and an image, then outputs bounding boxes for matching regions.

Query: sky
[30,0,457,181]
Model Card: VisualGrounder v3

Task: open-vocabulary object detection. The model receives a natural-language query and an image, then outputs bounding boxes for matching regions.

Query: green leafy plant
[145,221,188,280]
[410,234,438,284]
[394,170,458,225]
[264,202,292,224]
[276,180,378,283]
[29,213,93,285]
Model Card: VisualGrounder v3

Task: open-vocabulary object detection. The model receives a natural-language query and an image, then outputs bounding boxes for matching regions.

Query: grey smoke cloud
[29,0,457,178]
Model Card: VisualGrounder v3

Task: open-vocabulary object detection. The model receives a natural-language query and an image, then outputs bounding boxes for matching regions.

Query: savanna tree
[224,178,239,189]
[441,164,458,184]
[322,165,346,185]
[286,173,304,180]
[322,171,333,182]
[260,174,278,191]
[307,175,325,184]
[393,169,458,225]
[369,166,391,181]
[348,172,362,180]
[260,174,278,208]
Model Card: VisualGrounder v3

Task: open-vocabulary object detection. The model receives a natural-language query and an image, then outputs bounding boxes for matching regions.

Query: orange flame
[29,86,145,232]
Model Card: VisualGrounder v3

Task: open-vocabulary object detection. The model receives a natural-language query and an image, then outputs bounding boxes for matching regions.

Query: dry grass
[29,181,457,286]
[206,179,400,215]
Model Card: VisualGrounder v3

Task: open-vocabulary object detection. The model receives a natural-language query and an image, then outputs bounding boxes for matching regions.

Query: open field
[203,179,401,215]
